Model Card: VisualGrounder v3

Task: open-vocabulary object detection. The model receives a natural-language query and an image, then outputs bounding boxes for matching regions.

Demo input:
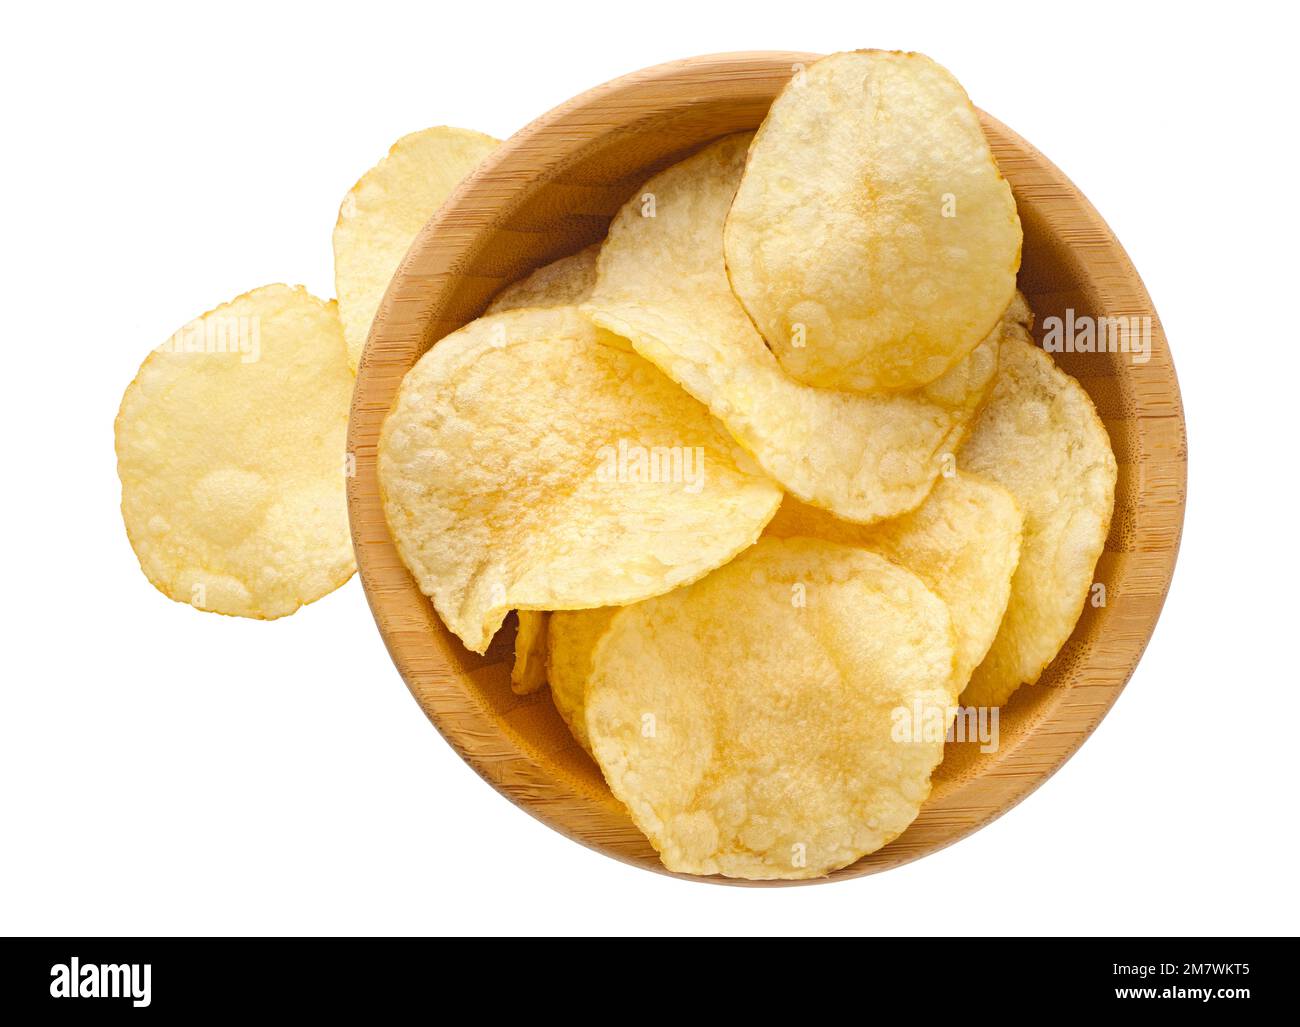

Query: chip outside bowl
[346,51,1187,886]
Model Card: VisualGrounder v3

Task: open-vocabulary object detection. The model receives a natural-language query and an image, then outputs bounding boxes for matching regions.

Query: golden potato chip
[765,471,1022,687]
[378,306,782,653]
[510,611,549,695]
[546,607,616,753]
[115,285,355,619]
[584,135,1013,524]
[959,330,1117,706]
[334,126,498,370]
[585,537,958,880]
[486,245,599,314]
[724,51,1022,393]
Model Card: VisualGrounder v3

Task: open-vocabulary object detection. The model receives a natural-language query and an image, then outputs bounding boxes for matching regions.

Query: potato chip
[584,135,1014,525]
[585,537,957,880]
[334,126,498,370]
[378,306,782,653]
[510,611,549,695]
[115,284,355,619]
[547,607,617,753]
[959,331,1117,706]
[486,245,599,314]
[724,51,1022,393]
[765,471,1022,687]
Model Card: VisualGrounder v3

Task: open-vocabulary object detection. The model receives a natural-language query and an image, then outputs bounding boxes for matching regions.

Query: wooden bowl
[347,52,1187,885]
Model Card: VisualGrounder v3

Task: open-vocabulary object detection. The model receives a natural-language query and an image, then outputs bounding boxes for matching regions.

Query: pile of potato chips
[116,127,498,618]
[379,50,1116,879]
[116,49,1116,881]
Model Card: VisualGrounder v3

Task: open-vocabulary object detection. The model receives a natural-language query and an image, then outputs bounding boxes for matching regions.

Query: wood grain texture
[346,52,1187,885]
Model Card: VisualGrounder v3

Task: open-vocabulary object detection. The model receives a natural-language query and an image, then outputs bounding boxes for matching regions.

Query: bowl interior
[347,52,1186,884]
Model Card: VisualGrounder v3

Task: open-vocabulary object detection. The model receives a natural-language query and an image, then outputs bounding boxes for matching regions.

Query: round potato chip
[510,610,549,696]
[765,471,1022,688]
[584,134,1013,525]
[378,306,782,654]
[334,126,498,370]
[547,607,616,753]
[115,284,356,619]
[486,245,599,315]
[959,331,1117,706]
[585,537,958,880]
[724,51,1022,393]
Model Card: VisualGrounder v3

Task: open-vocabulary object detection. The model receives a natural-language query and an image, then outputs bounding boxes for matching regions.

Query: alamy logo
[891,701,1000,753]
[1041,308,1150,364]
[595,438,706,494]
[50,957,151,1007]
[156,314,261,363]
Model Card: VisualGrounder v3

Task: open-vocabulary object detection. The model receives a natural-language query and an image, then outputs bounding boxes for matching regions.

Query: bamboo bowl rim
[346,51,1187,885]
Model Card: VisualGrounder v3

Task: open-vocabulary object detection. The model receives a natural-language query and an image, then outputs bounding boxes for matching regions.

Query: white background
[2,0,1295,937]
